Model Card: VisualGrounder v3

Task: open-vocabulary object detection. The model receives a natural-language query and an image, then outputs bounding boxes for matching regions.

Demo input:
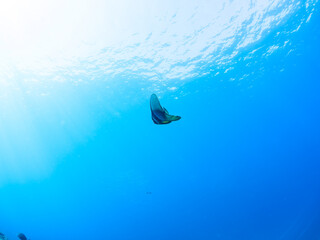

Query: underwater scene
[0,0,320,239]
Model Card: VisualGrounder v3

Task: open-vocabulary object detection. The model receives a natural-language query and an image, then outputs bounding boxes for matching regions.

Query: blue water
[0,2,320,240]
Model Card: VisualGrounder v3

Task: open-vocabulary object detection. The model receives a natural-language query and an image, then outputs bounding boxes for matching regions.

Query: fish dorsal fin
[163,107,169,114]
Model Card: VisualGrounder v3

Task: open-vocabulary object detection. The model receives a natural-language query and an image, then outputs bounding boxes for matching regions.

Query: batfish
[17,233,28,240]
[0,233,8,240]
[150,94,181,124]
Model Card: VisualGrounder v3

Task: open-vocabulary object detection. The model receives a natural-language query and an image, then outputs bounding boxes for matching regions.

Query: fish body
[17,233,28,240]
[0,233,8,240]
[150,94,181,125]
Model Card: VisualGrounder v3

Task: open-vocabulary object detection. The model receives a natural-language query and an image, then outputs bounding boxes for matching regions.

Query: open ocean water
[0,1,320,239]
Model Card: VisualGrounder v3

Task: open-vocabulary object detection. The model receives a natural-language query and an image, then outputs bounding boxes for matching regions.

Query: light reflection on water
[0,0,316,84]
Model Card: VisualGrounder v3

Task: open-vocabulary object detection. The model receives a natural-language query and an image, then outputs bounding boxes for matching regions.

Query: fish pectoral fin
[161,120,171,124]
[168,115,181,121]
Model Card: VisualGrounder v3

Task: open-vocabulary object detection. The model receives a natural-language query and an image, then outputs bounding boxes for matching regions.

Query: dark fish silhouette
[150,94,181,124]
[0,233,7,240]
[17,233,28,240]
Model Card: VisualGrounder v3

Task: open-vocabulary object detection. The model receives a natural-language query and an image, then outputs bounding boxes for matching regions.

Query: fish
[17,233,28,240]
[150,94,181,124]
[0,233,8,240]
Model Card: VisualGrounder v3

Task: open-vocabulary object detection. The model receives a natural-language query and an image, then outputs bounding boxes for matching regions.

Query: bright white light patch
[0,0,314,82]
